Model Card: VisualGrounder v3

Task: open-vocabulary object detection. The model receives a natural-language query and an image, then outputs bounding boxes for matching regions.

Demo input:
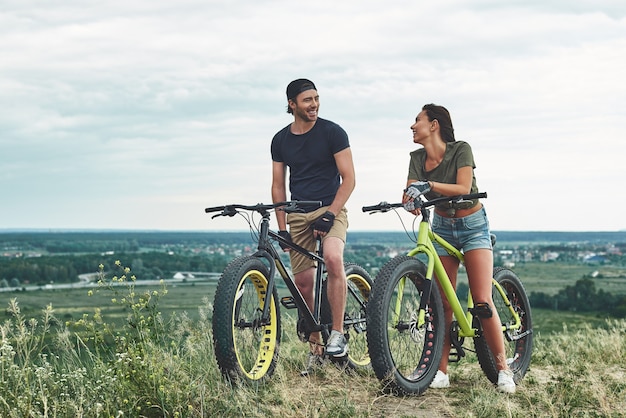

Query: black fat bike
[205,200,372,384]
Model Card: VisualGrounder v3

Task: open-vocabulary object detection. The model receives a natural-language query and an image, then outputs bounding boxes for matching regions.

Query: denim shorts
[432,206,492,256]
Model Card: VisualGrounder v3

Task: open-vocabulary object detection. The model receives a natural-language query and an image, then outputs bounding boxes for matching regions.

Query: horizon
[2,228,626,234]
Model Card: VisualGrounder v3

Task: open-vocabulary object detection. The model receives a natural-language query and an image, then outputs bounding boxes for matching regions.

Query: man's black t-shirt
[271,118,349,207]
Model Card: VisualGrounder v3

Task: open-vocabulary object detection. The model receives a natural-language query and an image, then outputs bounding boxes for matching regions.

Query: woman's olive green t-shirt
[407,141,479,210]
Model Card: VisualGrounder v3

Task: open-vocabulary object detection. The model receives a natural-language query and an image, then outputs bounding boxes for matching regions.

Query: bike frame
[252,211,360,338]
[401,206,523,339]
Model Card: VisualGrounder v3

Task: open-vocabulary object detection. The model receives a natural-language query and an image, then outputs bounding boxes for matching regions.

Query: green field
[2,259,624,343]
[0,282,215,326]
[1,277,617,337]
[506,262,626,296]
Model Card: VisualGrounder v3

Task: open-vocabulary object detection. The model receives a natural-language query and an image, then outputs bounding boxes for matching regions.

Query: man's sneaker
[325,330,348,357]
[300,352,326,377]
[429,370,450,389]
[497,369,516,394]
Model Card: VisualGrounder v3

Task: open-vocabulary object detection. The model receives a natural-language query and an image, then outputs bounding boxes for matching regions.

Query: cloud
[1,0,625,231]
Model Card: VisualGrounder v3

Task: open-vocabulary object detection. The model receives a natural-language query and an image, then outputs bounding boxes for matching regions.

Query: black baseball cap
[286,78,317,100]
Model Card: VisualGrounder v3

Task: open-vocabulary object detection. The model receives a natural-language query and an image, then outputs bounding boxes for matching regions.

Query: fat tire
[474,267,533,384]
[367,255,444,395]
[212,256,281,384]
[321,263,373,371]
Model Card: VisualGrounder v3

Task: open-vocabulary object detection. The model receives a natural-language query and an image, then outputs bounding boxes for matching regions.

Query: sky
[1,0,625,232]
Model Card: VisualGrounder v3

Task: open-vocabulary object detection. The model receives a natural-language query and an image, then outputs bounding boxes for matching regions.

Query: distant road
[0,271,221,293]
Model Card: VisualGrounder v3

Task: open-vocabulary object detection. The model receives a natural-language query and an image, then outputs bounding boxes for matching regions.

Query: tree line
[0,252,230,287]
[529,277,626,318]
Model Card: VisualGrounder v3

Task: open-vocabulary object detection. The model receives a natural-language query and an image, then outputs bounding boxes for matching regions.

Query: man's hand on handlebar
[278,230,292,251]
[313,211,335,238]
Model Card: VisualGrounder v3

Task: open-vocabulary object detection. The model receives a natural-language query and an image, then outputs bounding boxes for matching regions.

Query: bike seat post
[312,236,326,334]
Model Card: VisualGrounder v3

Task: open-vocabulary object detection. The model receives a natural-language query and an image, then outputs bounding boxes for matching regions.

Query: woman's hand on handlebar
[402,193,421,216]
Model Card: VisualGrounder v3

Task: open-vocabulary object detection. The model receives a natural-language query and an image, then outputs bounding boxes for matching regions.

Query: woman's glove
[313,211,335,233]
[404,181,431,199]
[403,200,418,212]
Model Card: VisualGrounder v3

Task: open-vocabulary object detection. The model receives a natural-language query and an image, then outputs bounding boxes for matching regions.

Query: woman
[402,103,515,394]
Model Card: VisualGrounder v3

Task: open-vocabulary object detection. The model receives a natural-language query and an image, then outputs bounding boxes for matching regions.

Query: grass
[0,262,625,417]
[504,262,626,296]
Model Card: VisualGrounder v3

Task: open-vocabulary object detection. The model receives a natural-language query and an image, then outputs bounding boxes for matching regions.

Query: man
[270,78,356,369]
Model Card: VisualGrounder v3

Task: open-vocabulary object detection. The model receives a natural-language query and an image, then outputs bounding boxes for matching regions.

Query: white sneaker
[325,330,348,357]
[497,369,516,393]
[429,370,450,389]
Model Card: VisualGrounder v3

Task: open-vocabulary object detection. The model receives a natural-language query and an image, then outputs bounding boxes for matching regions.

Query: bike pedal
[448,353,462,363]
[449,347,465,363]
[280,296,297,309]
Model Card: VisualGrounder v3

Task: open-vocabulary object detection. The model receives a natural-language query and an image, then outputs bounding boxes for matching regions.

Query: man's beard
[295,106,317,122]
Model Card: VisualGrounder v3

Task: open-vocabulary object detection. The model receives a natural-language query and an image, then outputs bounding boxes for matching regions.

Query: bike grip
[204,206,225,213]
[297,201,323,208]
[468,192,487,200]
[362,204,380,212]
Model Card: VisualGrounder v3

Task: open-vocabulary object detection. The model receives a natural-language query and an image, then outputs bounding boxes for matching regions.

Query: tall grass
[1,262,625,417]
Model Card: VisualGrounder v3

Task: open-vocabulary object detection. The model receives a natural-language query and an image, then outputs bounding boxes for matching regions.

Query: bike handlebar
[205,200,322,217]
[362,192,487,213]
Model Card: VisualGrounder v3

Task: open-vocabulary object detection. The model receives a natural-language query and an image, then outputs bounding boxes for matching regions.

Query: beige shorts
[286,206,348,275]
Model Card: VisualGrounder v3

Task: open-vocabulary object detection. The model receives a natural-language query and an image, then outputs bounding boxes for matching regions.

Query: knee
[295,278,311,292]
[323,252,343,273]
[295,271,314,290]
[470,302,493,318]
